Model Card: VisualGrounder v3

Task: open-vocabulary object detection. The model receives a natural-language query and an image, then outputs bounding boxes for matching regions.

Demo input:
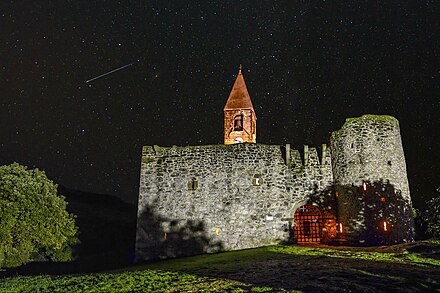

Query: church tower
[224,66,257,144]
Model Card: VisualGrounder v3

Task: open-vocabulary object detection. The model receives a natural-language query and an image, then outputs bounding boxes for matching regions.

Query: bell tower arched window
[234,115,243,131]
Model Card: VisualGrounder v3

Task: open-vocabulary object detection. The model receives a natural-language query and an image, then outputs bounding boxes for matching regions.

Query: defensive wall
[135,114,415,261]
[136,143,333,260]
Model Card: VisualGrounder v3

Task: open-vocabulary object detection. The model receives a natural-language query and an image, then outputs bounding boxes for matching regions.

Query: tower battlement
[286,144,331,169]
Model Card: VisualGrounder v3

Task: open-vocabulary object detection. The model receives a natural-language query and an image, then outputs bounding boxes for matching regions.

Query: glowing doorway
[293,204,321,243]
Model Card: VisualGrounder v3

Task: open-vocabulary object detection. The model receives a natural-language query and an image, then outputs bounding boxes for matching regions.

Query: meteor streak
[85,61,138,83]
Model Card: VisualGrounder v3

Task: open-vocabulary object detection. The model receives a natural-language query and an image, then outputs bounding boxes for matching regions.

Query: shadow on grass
[142,244,440,292]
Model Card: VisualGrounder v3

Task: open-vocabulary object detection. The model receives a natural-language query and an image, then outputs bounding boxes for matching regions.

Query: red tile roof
[224,67,254,110]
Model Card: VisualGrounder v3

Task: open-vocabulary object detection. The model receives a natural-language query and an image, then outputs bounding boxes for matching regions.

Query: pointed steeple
[224,65,254,110]
[223,65,257,145]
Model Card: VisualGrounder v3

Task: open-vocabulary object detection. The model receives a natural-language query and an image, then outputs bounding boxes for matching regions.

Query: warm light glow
[383,221,388,231]
[164,232,167,240]
[335,191,339,198]
[339,223,343,233]
[380,197,386,202]
[215,227,219,235]
[234,137,244,144]
[363,182,367,191]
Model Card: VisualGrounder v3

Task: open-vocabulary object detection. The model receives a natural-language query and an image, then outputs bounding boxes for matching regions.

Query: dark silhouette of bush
[413,208,430,240]
[421,196,440,238]
[0,163,78,268]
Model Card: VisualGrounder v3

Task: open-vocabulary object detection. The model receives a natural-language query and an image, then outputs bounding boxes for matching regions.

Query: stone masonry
[136,143,333,260]
[331,115,414,244]
[136,115,415,261]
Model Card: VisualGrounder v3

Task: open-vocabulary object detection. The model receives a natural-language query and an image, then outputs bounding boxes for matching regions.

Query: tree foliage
[0,163,78,268]
[421,196,440,238]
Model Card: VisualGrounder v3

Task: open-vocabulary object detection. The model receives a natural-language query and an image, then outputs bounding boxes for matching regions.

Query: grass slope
[1,240,439,292]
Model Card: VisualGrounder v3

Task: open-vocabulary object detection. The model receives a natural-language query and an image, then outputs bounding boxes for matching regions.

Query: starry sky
[1,1,439,207]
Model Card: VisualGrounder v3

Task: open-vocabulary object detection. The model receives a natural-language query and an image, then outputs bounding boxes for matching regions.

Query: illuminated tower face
[224,67,257,144]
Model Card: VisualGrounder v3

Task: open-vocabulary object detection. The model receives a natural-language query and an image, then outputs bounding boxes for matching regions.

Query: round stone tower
[330,115,414,245]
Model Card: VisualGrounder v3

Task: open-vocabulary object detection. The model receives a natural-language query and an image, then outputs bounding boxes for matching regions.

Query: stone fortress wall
[135,115,415,261]
[136,143,333,260]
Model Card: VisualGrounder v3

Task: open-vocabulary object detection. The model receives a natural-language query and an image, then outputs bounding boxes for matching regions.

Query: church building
[135,67,414,261]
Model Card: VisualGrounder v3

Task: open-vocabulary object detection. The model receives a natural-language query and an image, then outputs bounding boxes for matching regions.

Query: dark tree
[0,163,78,268]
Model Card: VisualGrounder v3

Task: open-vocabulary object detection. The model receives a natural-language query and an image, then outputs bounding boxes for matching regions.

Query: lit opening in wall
[188,178,198,191]
[383,221,388,232]
[234,137,244,144]
[339,223,343,233]
[233,114,243,131]
[252,174,263,186]
[335,191,339,198]
[380,197,386,202]
[363,182,367,191]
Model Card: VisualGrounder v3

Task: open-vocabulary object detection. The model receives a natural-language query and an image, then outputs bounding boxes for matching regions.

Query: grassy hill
[59,186,138,271]
[1,241,440,292]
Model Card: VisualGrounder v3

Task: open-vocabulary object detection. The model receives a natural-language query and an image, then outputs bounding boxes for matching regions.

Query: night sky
[2,1,439,207]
